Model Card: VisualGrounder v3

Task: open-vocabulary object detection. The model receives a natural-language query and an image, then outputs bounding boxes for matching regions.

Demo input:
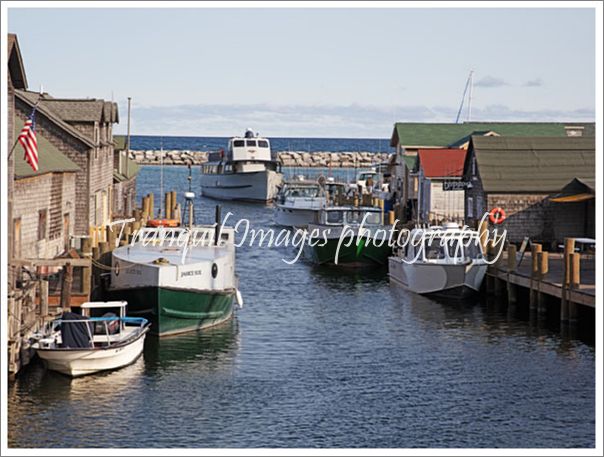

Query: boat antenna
[455,70,474,124]
[159,137,164,218]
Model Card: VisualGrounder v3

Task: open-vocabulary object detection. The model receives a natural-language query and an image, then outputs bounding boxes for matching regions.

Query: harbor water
[8,166,595,448]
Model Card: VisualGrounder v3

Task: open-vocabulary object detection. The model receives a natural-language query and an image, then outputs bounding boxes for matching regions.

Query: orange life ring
[147,219,180,228]
[489,207,506,225]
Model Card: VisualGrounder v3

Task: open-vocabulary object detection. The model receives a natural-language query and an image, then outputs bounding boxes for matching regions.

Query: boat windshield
[326,211,344,224]
[285,186,320,198]
[424,237,446,260]
[347,210,381,225]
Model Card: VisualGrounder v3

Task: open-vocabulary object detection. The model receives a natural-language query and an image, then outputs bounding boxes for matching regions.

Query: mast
[467,70,474,122]
[455,70,474,124]
[159,137,164,218]
[126,97,131,180]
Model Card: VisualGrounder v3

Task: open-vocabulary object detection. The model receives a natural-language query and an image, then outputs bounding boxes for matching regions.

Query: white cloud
[115,103,595,138]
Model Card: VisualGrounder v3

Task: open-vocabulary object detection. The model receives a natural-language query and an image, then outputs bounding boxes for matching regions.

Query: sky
[7,6,597,138]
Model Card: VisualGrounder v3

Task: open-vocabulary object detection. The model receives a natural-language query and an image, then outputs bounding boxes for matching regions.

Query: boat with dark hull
[303,206,393,267]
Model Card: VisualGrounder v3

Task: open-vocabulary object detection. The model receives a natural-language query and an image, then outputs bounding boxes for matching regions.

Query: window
[326,211,344,224]
[424,238,446,260]
[258,140,269,148]
[38,210,47,241]
[246,140,257,147]
[233,140,245,147]
[467,197,474,218]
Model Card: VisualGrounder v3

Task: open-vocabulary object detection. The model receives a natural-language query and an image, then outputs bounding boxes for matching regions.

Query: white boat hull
[201,170,283,202]
[37,332,146,377]
[274,207,320,228]
[388,257,487,297]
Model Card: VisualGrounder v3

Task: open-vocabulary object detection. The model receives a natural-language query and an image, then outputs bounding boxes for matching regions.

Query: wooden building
[112,135,139,218]
[417,148,467,224]
[463,136,595,245]
[389,121,595,223]
[12,118,80,259]
[14,90,120,237]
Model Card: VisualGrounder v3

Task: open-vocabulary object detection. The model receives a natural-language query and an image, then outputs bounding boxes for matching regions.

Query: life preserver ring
[147,219,179,228]
[489,207,506,224]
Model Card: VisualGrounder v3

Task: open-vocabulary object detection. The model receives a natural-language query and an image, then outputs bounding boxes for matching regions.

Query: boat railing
[45,316,148,349]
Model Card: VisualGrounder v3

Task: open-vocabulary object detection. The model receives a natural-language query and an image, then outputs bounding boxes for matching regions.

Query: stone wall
[13,172,77,259]
[129,150,392,168]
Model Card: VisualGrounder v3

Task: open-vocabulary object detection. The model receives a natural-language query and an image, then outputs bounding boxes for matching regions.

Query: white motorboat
[33,301,150,377]
[200,129,283,202]
[388,222,488,297]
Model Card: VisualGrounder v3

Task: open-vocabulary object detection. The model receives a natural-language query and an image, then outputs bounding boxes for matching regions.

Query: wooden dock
[485,238,595,323]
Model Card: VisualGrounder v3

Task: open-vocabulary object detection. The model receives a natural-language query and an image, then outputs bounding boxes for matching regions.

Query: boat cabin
[403,225,484,263]
[318,206,383,227]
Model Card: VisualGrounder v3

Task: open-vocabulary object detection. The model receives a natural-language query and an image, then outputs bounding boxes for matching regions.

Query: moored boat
[200,129,283,202]
[33,301,149,377]
[274,178,347,228]
[303,206,393,267]
[107,225,242,336]
[388,222,488,298]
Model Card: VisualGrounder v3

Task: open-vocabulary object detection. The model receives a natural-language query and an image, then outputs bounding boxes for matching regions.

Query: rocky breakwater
[130,150,392,167]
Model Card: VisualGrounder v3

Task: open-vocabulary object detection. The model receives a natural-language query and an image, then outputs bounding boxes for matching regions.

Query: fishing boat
[107,223,242,336]
[303,206,393,267]
[200,129,283,202]
[274,177,346,228]
[33,301,150,377]
[107,165,243,336]
[388,222,488,298]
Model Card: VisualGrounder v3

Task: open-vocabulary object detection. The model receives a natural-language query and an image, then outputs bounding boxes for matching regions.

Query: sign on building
[443,181,472,191]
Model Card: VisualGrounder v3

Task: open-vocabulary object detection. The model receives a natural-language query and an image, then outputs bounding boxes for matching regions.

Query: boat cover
[60,312,94,349]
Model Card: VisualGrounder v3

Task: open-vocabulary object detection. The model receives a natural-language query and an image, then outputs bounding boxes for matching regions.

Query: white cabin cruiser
[200,129,283,202]
[33,301,150,377]
[388,222,488,298]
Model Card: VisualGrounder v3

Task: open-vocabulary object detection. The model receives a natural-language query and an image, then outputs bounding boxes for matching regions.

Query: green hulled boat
[107,226,242,336]
[304,206,393,267]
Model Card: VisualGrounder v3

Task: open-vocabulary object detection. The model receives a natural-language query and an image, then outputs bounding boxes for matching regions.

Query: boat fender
[212,263,218,278]
[235,289,244,309]
[489,207,506,225]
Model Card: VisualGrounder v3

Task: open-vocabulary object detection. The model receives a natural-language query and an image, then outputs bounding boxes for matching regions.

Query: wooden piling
[388,210,395,226]
[149,193,154,218]
[60,263,73,309]
[537,251,549,314]
[568,252,581,322]
[39,280,49,317]
[165,192,173,219]
[529,243,542,309]
[171,191,177,216]
[507,244,517,272]
[561,238,576,322]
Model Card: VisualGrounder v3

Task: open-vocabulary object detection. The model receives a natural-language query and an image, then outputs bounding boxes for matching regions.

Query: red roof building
[417,148,467,178]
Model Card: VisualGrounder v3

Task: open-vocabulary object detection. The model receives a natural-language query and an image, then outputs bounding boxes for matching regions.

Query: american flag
[18,108,39,172]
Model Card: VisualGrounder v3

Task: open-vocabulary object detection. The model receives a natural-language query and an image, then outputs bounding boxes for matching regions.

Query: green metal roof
[14,118,80,179]
[470,136,595,193]
[402,155,418,172]
[113,135,127,150]
[390,122,595,148]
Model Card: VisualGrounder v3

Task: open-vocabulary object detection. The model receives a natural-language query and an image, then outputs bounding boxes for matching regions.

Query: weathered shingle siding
[15,97,91,235]
[13,172,76,259]
[113,177,137,218]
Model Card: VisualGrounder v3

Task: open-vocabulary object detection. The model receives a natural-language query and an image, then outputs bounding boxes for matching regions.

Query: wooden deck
[488,252,595,308]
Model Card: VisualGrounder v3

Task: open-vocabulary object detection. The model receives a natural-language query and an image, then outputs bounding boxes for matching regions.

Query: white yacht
[200,129,283,202]
[388,222,488,298]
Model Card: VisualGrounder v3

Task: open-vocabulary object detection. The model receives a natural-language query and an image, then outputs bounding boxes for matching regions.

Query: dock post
[149,192,154,218]
[478,219,489,255]
[568,252,580,322]
[529,243,542,310]
[537,251,549,314]
[39,279,49,317]
[506,244,517,305]
[171,191,177,217]
[165,192,173,219]
[486,240,495,295]
[560,238,575,322]
[60,263,73,310]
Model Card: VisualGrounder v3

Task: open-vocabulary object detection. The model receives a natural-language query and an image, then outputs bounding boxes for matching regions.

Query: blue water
[8,166,595,448]
[129,135,391,153]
